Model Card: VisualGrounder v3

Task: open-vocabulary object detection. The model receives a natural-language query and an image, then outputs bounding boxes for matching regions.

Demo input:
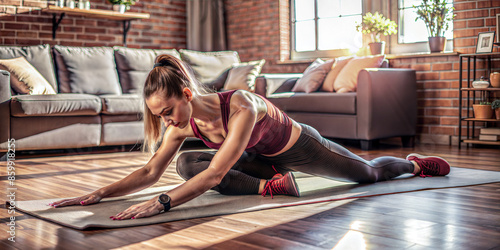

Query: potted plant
[108,0,137,13]
[356,12,397,55]
[473,101,493,119]
[492,99,500,120]
[414,0,454,53]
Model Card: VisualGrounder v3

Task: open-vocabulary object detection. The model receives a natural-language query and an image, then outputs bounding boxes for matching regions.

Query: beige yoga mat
[13,167,500,230]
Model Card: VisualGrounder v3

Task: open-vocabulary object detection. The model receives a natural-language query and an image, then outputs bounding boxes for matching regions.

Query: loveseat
[255,62,417,150]
[0,45,260,153]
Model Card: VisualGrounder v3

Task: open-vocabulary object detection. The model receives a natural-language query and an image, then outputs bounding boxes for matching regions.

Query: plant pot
[369,42,385,55]
[428,37,446,53]
[496,108,500,120]
[490,72,500,88]
[473,104,493,119]
[113,4,126,13]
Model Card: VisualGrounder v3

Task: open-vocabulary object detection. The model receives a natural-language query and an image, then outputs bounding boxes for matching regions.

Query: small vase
[369,42,385,55]
[496,108,500,120]
[473,104,493,119]
[55,0,65,7]
[428,37,446,53]
[490,72,500,88]
[67,0,75,8]
[113,4,126,13]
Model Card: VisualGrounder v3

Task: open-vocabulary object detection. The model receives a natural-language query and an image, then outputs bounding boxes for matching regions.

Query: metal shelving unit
[458,52,500,149]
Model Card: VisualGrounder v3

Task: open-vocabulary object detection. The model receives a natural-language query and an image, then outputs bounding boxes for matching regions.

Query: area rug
[13,167,500,230]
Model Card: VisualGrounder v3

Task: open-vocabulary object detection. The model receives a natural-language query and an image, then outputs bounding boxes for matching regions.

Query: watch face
[159,194,170,204]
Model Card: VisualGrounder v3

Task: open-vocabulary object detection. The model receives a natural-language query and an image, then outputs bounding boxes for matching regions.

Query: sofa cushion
[179,49,240,84]
[223,59,266,91]
[333,55,385,93]
[0,57,57,95]
[114,46,181,94]
[10,93,102,117]
[54,46,122,95]
[267,92,357,115]
[100,94,143,115]
[320,56,354,92]
[292,58,335,93]
[0,44,58,92]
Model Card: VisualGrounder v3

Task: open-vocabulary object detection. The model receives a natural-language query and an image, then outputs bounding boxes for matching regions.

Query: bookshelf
[43,6,150,46]
[458,53,500,148]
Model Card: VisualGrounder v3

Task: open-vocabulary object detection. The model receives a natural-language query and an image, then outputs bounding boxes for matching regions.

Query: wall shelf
[43,6,150,46]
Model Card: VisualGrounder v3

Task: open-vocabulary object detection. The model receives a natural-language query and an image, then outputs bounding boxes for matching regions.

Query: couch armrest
[256,73,303,96]
[357,68,417,140]
[0,70,11,151]
[0,70,11,103]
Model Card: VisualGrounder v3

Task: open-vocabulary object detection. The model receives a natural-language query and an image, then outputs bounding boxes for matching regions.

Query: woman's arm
[111,92,261,219]
[164,92,259,208]
[50,125,186,207]
[97,128,186,198]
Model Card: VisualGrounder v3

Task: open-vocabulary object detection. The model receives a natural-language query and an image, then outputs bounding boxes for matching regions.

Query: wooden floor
[1,142,499,250]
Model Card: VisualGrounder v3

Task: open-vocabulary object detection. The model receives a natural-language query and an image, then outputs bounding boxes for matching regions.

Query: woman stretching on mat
[49,54,450,220]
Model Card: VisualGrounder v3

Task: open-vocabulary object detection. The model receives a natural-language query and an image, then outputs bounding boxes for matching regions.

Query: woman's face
[146,89,192,129]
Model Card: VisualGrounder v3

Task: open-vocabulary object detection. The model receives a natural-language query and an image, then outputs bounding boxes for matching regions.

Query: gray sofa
[0,44,416,153]
[0,45,254,153]
[255,67,417,150]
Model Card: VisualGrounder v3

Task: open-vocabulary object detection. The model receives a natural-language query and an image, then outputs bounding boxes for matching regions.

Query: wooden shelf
[44,6,150,20]
[462,139,500,145]
[43,5,150,46]
[461,88,500,91]
[460,52,500,58]
[463,118,500,122]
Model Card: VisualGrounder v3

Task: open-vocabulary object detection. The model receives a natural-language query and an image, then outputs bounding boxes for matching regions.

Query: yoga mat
[13,167,500,230]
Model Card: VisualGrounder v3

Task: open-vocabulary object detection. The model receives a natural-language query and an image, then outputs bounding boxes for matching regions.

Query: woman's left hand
[110,197,163,220]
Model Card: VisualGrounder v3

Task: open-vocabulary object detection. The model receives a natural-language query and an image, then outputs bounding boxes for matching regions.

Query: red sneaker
[262,172,300,198]
[406,153,450,177]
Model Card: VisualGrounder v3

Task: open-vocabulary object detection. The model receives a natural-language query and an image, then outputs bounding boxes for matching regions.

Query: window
[291,0,363,60]
[391,0,454,53]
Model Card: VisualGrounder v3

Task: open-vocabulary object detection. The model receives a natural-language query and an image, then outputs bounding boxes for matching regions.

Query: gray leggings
[176,124,414,195]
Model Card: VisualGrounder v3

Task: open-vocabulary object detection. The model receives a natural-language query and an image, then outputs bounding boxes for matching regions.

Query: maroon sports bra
[190,90,292,155]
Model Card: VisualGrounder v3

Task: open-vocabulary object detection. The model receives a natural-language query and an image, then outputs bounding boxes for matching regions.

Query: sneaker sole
[287,172,301,197]
[406,153,450,165]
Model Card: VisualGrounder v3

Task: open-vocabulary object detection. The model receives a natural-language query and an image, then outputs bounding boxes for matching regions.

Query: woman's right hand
[48,192,102,208]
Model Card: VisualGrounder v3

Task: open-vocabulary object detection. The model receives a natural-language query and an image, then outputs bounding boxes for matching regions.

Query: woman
[49,54,450,220]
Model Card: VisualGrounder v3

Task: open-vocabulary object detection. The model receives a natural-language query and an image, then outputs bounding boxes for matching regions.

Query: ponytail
[142,54,208,154]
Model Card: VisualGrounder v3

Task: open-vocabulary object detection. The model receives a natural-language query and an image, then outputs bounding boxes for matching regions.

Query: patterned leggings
[176,124,415,195]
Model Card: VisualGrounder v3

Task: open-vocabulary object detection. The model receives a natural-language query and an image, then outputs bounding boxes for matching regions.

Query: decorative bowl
[472,80,490,88]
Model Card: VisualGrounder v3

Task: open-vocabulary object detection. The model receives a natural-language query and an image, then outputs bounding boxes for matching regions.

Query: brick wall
[0,0,186,48]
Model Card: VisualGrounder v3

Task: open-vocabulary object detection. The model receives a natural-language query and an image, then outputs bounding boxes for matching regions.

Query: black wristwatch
[158,194,171,213]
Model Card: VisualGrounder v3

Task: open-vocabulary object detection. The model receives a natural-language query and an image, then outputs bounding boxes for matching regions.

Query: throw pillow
[54,46,122,95]
[223,59,266,91]
[179,49,240,84]
[0,44,58,92]
[0,57,56,95]
[333,55,385,93]
[292,58,335,93]
[205,68,230,92]
[320,56,354,92]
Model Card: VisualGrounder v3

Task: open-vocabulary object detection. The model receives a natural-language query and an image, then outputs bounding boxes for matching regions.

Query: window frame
[389,0,454,54]
[290,0,363,60]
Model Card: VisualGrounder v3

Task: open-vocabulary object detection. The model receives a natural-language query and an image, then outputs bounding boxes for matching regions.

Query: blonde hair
[142,54,208,154]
